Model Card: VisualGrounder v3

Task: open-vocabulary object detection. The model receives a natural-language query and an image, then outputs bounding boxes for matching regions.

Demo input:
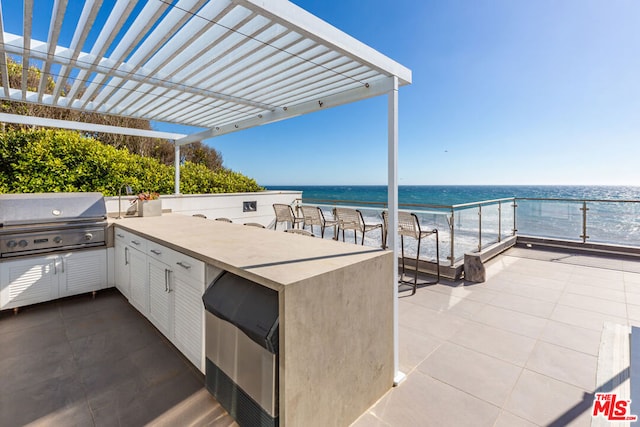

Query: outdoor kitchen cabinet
[114,225,206,371]
[147,239,206,371]
[114,227,149,316]
[0,249,107,310]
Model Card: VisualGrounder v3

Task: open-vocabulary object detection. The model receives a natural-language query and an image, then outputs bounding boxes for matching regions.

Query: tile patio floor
[354,247,640,427]
[1,246,639,426]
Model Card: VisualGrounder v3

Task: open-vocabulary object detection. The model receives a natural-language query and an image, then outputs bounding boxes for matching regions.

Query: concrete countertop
[110,214,389,290]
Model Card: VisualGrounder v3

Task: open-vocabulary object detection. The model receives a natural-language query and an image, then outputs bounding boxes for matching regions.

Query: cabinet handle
[124,247,129,265]
[165,269,173,293]
[131,240,141,246]
[61,259,64,273]
[116,233,124,238]
[176,261,191,270]
[54,260,57,275]
[150,249,162,255]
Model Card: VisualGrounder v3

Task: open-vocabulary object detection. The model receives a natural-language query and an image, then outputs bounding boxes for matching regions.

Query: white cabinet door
[59,249,107,297]
[172,273,204,371]
[0,256,58,310]
[128,247,149,315]
[148,257,172,337]
[114,242,130,299]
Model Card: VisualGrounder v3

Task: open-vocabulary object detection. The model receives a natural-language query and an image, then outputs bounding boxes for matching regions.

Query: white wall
[104,191,302,228]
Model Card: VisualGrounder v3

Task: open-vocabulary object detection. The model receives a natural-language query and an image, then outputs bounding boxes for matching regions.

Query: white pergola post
[388,76,405,386]
[174,144,181,195]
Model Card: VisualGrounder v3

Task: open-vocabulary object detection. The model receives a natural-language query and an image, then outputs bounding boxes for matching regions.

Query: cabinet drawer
[165,247,204,287]
[114,227,147,252]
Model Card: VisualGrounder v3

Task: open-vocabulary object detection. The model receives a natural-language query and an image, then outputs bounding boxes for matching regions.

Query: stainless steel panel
[205,312,277,416]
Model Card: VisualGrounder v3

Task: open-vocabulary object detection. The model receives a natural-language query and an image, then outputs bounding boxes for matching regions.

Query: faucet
[117,184,133,219]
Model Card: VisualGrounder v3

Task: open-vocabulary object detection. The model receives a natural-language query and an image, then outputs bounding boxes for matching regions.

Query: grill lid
[0,192,107,227]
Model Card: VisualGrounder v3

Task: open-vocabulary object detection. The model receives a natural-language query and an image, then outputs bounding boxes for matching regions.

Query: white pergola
[0,0,411,384]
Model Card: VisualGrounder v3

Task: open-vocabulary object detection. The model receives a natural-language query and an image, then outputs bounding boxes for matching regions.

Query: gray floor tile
[448,321,536,366]
[0,340,78,391]
[402,288,486,319]
[493,410,539,427]
[550,304,627,331]
[487,291,556,319]
[557,292,627,318]
[58,288,130,320]
[371,371,500,427]
[505,369,594,427]
[473,304,548,339]
[0,299,61,334]
[0,373,92,427]
[351,412,392,427]
[398,325,443,374]
[400,304,469,341]
[68,320,161,369]
[525,341,597,391]
[417,342,522,407]
[538,320,602,356]
[0,322,68,359]
[565,282,627,303]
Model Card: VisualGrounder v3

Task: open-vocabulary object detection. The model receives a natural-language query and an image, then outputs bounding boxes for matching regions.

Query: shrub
[0,129,263,195]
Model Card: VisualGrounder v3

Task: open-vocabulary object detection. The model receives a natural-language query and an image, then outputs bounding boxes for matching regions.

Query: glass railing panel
[501,201,516,240]
[452,207,480,263]
[479,203,501,250]
[586,201,640,246]
[516,200,583,241]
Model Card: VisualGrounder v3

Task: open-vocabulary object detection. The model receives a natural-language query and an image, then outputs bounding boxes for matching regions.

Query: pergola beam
[176,75,396,145]
[0,113,186,140]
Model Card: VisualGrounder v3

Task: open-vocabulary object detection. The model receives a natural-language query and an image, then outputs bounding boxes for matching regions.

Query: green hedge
[0,129,264,195]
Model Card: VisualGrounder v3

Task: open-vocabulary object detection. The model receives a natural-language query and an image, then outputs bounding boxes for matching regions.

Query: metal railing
[293,196,640,267]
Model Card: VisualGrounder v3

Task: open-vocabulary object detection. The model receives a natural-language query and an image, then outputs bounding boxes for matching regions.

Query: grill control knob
[84,233,93,241]
[18,240,28,248]
[7,240,17,248]
[53,236,62,244]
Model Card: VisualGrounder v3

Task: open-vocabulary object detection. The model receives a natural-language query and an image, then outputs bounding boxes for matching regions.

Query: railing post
[478,205,482,252]
[449,208,455,267]
[512,198,518,236]
[580,201,589,243]
[498,201,502,243]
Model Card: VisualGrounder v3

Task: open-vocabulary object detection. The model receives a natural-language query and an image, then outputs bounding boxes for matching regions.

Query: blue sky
[167,0,637,186]
[7,1,640,186]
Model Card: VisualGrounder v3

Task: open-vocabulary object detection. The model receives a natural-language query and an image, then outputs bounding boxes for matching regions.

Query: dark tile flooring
[0,288,237,426]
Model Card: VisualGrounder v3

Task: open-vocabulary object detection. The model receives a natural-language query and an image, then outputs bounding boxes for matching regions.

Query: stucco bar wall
[112,215,394,426]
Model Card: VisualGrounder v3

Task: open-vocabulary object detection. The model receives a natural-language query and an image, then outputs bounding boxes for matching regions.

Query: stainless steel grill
[0,192,107,258]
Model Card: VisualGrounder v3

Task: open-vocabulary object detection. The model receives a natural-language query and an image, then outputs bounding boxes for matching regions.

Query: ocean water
[267,185,640,260]
[266,185,640,206]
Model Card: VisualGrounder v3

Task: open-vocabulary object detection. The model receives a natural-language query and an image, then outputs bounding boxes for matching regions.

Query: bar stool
[384,211,440,295]
[334,207,383,245]
[273,204,303,230]
[300,205,338,239]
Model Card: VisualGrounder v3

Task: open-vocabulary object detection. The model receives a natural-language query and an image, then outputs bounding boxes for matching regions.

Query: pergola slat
[0,0,410,135]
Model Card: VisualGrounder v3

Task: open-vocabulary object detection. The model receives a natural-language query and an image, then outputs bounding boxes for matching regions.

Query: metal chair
[334,207,383,245]
[273,204,304,230]
[300,205,338,239]
[285,229,315,237]
[383,211,440,295]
